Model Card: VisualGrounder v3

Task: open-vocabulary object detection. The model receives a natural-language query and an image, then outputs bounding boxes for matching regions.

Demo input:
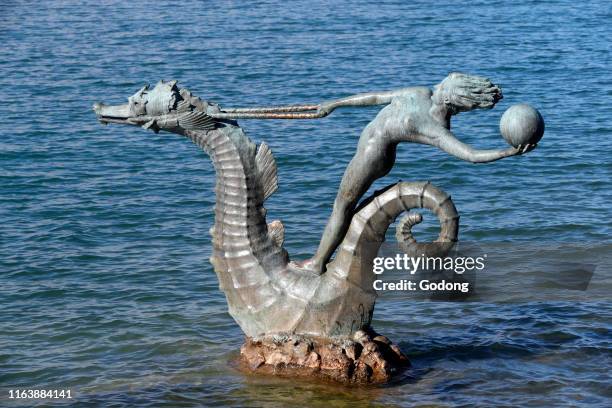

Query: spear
[208,103,328,119]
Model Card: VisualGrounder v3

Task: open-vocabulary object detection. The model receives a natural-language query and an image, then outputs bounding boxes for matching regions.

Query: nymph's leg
[310,148,392,273]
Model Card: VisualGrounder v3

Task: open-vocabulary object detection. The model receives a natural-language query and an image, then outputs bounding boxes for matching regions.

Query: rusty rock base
[239,329,410,384]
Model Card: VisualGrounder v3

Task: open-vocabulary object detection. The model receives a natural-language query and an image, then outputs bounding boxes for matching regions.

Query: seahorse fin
[177,111,216,130]
[255,142,278,200]
[267,220,284,247]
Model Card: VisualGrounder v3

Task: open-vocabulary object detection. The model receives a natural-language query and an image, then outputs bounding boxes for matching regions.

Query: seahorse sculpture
[94,78,541,383]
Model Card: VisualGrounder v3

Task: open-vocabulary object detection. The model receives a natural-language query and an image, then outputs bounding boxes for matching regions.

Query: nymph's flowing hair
[434,72,503,113]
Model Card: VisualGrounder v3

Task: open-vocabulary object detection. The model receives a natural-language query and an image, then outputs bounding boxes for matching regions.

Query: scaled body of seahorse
[93,80,460,338]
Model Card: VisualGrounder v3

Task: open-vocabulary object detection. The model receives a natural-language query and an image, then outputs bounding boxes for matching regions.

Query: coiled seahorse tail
[327,181,459,288]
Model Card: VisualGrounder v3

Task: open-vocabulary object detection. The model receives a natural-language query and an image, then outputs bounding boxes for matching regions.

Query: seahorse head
[93,80,217,134]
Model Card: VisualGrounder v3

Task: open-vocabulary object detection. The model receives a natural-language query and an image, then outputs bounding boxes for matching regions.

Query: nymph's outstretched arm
[318,88,413,116]
[424,125,536,163]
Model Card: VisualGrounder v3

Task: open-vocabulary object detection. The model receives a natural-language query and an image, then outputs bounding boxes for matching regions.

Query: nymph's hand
[508,144,537,156]
[517,143,538,155]
[317,102,334,117]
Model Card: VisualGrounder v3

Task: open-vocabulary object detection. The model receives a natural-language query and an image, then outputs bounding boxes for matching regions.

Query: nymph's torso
[354,86,443,175]
[359,86,442,147]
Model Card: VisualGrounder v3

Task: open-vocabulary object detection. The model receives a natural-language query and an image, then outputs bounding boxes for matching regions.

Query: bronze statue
[93,73,542,383]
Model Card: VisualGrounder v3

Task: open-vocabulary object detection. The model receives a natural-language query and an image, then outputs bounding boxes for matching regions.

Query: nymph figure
[303,73,536,273]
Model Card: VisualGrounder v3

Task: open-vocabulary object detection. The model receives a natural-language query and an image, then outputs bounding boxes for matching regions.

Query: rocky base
[239,328,410,384]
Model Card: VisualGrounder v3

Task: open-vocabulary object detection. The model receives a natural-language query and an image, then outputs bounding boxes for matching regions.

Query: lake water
[1,1,610,406]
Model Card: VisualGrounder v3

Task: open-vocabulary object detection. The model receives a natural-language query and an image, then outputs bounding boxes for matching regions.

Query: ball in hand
[500,104,545,147]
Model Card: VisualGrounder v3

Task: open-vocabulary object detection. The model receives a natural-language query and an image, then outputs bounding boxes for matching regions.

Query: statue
[93,73,542,383]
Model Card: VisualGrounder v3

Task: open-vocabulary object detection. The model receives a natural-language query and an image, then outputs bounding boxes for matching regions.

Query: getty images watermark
[366,242,606,301]
[372,252,486,294]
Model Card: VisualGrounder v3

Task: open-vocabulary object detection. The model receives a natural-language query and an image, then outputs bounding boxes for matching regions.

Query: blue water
[1,1,611,406]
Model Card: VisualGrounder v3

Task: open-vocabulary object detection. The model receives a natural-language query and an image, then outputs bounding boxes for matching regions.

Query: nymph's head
[432,72,502,115]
